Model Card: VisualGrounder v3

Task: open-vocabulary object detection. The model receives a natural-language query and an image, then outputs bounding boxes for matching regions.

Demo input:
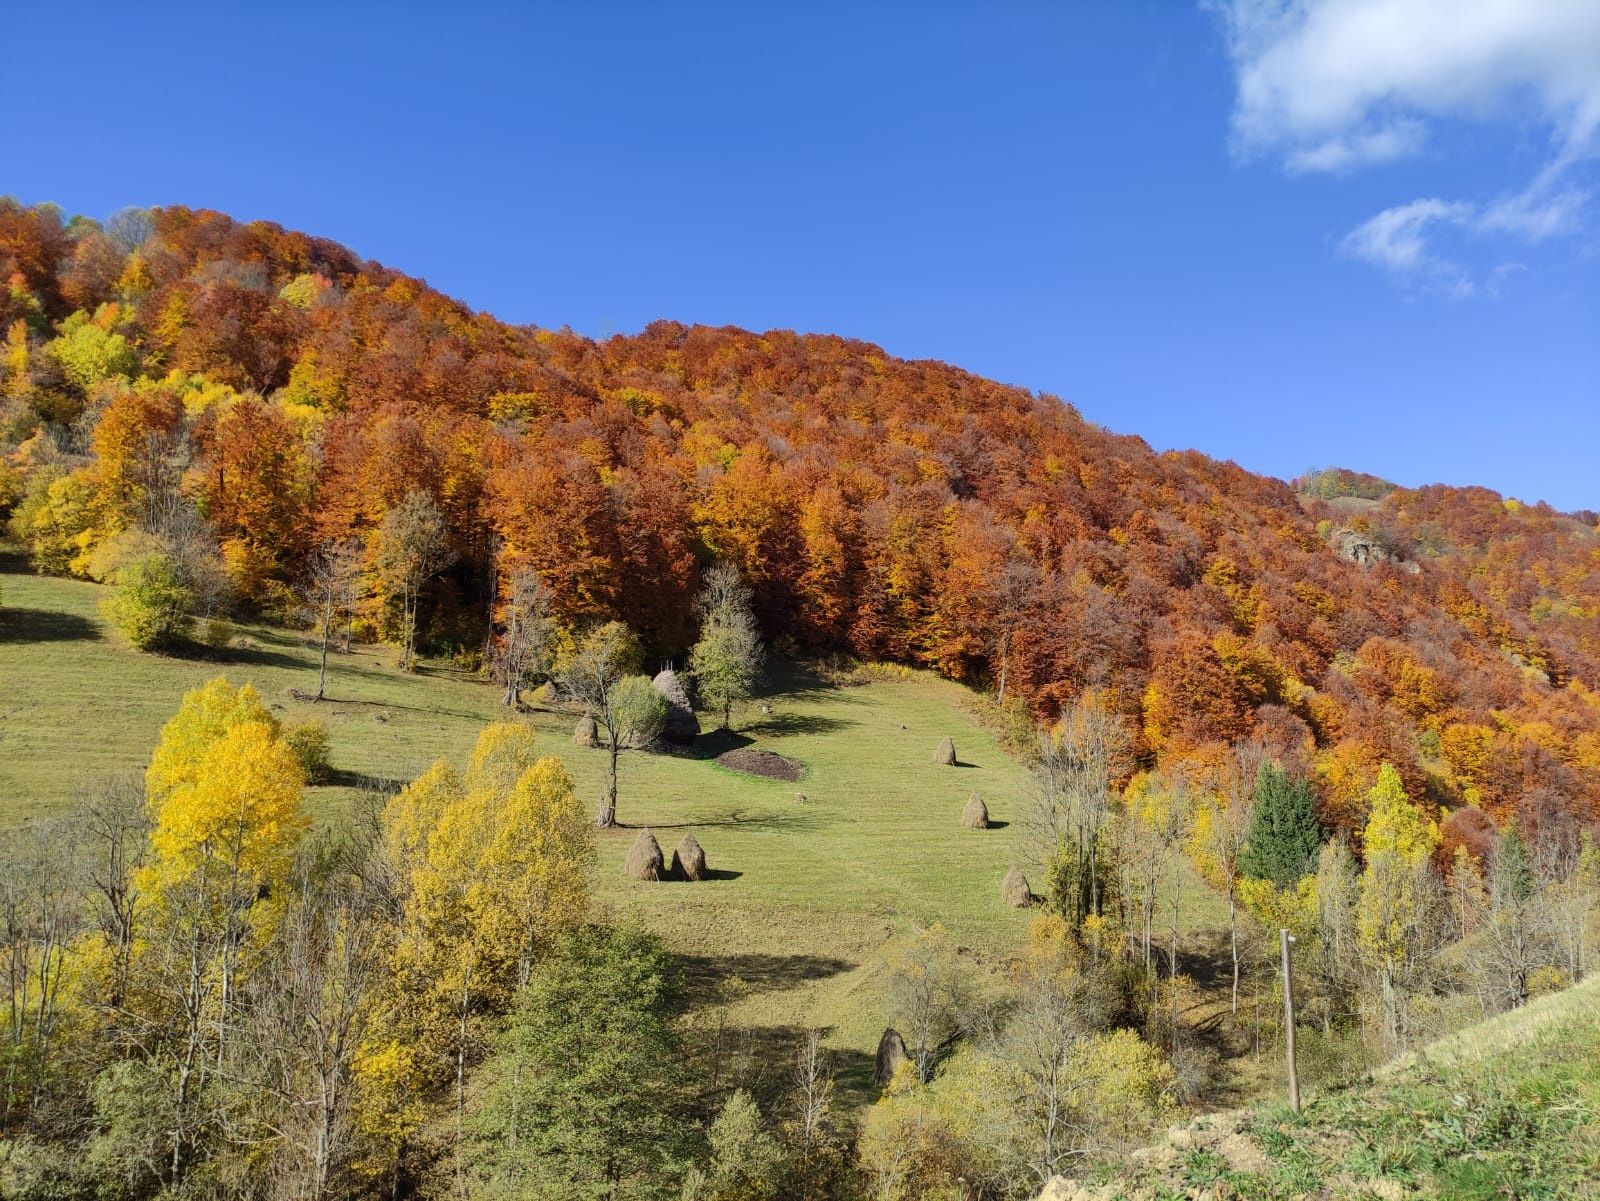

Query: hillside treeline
[4,198,1599,843]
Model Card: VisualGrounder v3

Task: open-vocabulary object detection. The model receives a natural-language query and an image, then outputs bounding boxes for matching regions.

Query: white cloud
[1340,198,1476,294]
[1218,0,1600,169]
[1282,119,1425,174]
[1212,0,1600,290]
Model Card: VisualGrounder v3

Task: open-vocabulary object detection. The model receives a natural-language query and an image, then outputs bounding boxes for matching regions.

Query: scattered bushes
[101,551,193,650]
[282,719,332,783]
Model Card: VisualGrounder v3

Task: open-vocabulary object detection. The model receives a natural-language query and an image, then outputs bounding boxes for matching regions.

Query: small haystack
[652,669,700,743]
[1002,868,1032,908]
[934,735,957,766]
[962,793,990,829]
[671,834,708,881]
[573,715,599,747]
[624,830,664,881]
[874,1027,910,1087]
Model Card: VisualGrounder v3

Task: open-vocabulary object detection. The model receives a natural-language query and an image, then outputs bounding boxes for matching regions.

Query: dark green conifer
[1239,762,1322,888]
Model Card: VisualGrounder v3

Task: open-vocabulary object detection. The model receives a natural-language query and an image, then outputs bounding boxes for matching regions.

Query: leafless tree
[80,773,150,1013]
[785,1031,837,1201]
[1313,839,1361,1032]
[373,490,456,672]
[493,567,554,708]
[233,863,384,1200]
[302,538,364,701]
[884,926,972,1083]
[994,958,1114,1189]
[1208,745,1262,1013]
[0,818,84,1125]
[1026,694,1132,921]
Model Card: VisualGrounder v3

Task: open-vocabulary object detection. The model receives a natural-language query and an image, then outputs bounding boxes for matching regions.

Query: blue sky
[8,2,1598,509]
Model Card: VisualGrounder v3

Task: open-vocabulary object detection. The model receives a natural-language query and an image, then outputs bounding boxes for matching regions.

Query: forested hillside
[5,198,1597,838]
[5,199,1600,1201]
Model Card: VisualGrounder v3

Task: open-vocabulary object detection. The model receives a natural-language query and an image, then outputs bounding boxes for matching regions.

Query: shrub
[200,616,234,650]
[282,719,332,783]
[101,552,193,650]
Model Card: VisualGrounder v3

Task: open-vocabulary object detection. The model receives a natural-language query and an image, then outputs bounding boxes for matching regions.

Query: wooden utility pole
[1281,928,1300,1113]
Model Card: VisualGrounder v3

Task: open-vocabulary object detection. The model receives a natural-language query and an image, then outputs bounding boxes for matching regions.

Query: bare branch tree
[372,490,455,672]
[493,567,554,709]
[301,538,363,701]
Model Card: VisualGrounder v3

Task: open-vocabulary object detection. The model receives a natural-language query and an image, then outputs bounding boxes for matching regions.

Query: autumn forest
[2,198,1599,1199]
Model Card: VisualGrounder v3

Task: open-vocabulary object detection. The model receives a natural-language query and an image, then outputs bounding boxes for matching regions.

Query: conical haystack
[874,1027,910,1087]
[1001,867,1032,908]
[671,834,708,881]
[624,830,664,881]
[934,735,957,766]
[962,793,989,829]
[652,669,700,742]
[574,715,599,747]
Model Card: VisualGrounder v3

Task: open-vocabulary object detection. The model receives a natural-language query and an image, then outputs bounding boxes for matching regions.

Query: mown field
[0,553,1049,1103]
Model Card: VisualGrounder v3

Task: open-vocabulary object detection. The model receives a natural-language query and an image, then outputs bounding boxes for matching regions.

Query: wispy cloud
[1211,0,1600,292]
[1340,198,1475,295]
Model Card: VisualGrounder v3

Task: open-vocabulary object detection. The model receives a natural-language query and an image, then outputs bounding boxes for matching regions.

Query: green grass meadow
[0,555,1036,1103]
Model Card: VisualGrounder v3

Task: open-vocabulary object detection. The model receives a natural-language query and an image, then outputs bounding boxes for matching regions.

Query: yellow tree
[133,677,308,1178]
[1355,763,1441,1049]
[356,727,592,1185]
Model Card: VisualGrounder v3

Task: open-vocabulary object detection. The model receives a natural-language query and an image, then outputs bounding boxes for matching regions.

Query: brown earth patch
[715,747,805,782]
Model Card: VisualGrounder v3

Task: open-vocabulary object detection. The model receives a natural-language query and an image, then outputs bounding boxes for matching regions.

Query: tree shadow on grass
[684,1017,879,1113]
[673,728,753,761]
[755,659,874,705]
[742,712,859,737]
[640,807,829,834]
[322,767,410,794]
[191,641,308,671]
[676,951,857,1002]
[0,607,98,644]
[317,693,496,723]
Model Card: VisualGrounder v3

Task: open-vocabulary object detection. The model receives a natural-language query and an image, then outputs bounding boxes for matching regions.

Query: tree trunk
[1229,888,1240,1015]
[455,979,470,1197]
[597,736,620,828]
[316,595,333,701]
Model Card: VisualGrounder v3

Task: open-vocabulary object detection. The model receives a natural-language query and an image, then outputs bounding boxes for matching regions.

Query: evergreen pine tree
[1239,762,1322,888]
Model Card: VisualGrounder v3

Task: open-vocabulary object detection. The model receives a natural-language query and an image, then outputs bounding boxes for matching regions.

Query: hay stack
[874,1027,910,1087]
[652,669,700,742]
[574,715,599,747]
[1001,868,1032,908]
[934,735,957,766]
[671,834,708,882]
[624,830,664,881]
[962,793,990,829]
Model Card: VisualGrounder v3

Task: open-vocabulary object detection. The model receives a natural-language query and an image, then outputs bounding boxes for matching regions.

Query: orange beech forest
[5,199,1599,841]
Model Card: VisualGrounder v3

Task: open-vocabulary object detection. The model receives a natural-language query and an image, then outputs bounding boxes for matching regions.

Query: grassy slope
[1052,974,1600,1201]
[0,559,1036,1103]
